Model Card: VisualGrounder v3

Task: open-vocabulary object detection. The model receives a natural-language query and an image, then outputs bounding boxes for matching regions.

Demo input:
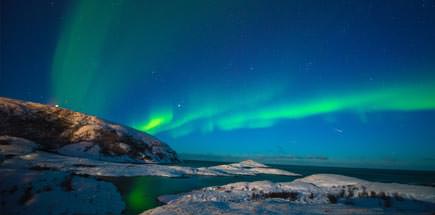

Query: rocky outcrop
[0,169,125,214]
[0,97,179,163]
[142,199,390,215]
[198,159,300,176]
[144,174,435,215]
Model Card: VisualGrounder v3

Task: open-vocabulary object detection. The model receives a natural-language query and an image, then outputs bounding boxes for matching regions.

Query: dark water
[103,160,435,215]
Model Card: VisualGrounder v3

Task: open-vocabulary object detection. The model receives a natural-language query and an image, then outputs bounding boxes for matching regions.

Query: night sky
[1,0,435,170]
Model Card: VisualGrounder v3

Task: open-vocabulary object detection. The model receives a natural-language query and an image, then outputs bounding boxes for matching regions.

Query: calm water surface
[103,160,435,215]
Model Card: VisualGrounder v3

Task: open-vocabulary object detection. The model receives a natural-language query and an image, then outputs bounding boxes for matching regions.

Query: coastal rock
[0,136,38,158]
[142,199,387,215]
[0,169,124,214]
[143,174,435,214]
[199,159,299,176]
[296,174,435,204]
[0,97,179,163]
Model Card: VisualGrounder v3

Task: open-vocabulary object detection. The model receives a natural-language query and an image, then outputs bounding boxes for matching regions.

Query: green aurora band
[51,0,435,140]
[51,0,199,114]
[135,82,435,137]
[52,0,122,114]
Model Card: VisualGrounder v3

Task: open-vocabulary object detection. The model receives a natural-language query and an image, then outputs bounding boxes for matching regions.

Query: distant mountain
[0,97,179,163]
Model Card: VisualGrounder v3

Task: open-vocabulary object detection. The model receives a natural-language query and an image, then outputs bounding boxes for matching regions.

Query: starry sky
[1,0,435,170]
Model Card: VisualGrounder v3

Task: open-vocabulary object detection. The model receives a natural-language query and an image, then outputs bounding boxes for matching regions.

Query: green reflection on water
[127,178,154,211]
[113,174,298,214]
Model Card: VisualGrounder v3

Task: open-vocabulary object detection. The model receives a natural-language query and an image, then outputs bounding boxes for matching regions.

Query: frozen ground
[143,174,435,215]
[0,169,124,214]
[142,200,391,215]
[1,151,300,177]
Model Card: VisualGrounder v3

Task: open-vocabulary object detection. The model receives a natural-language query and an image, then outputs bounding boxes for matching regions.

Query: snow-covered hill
[0,97,179,163]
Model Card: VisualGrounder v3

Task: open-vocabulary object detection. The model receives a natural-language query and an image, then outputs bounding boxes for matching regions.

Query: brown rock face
[0,97,179,163]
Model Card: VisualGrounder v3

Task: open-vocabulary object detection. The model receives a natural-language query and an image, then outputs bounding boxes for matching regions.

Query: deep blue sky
[1,0,435,170]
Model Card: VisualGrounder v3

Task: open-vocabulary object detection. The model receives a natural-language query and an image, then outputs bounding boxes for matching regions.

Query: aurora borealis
[2,0,435,170]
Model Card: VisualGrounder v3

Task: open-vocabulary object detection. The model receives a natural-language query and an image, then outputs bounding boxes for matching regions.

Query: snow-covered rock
[142,199,396,215]
[1,150,299,177]
[0,97,179,163]
[296,174,435,204]
[0,169,124,214]
[198,159,300,176]
[0,136,38,157]
[231,160,269,168]
[143,174,435,214]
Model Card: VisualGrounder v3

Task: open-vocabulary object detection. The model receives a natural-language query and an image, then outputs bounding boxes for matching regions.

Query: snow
[143,198,435,215]
[0,169,124,214]
[297,174,435,203]
[0,137,301,214]
[0,97,179,163]
[1,149,300,177]
[198,159,299,176]
[2,138,435,215]
[56,141,145,163]
[231,159,269,168]
[0,134,299,178]
[0,136,38,157]
[57,141,101,159]
[1,97,433,215]
[142,199,388,215]
[143,174,435,214]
